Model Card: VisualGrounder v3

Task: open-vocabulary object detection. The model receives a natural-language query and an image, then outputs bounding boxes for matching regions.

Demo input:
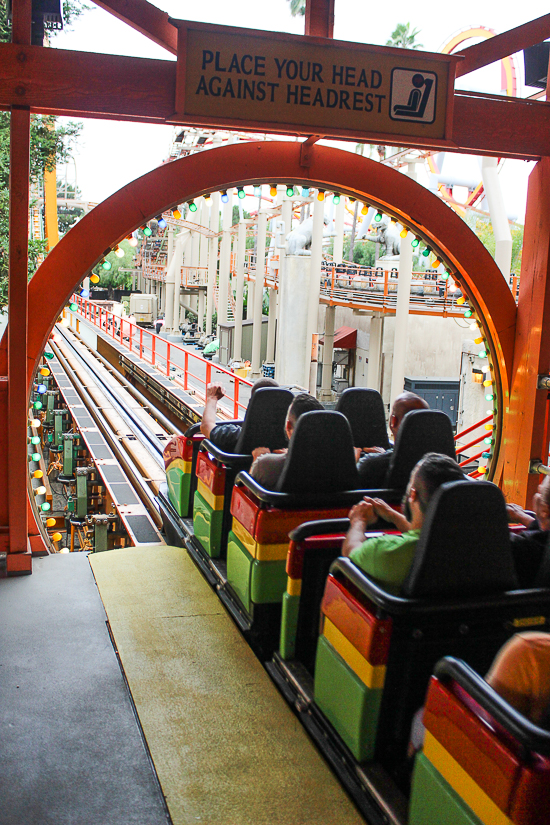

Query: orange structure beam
[93,0,177,54]
[504,157,550,506]
[0,44,550,159]
[456,13,550,78]
[304,0,334,39]
[6,0,32,570]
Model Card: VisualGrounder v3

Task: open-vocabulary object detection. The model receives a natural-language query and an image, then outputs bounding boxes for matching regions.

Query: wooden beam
[304,0,334,39]
[11,0,32,44]
[92,0,177,54]
[456,13,550,78]
[1,44,550,159]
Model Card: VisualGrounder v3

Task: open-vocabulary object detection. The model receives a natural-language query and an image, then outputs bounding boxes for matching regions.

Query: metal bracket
[538,374,550,389]
[300,135,323,168]
[529,459,550,475]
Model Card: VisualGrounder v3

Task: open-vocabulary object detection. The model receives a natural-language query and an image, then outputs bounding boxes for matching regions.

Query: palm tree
[288,0,306,16]
[386,23,423,49]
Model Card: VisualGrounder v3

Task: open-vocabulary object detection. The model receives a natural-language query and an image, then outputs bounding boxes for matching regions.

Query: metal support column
[304,196,325,393]
[234,219,246,361]
[251,212,267,378]
[206,192,219,336]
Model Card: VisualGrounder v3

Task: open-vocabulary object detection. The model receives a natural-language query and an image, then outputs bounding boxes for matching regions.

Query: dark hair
[287,392,323,423]
[250,377,279,396]
[412,452,466,513]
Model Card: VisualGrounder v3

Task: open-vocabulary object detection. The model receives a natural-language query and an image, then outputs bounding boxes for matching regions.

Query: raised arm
[200,383,225,438]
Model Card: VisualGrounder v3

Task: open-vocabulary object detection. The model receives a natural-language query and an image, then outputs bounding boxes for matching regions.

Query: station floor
[1,547,364,825]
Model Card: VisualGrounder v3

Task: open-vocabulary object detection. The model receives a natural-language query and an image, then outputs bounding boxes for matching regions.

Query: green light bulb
[41,502,51,512]
[286,186,294,197]
[412,237,420,248]
[102,260,112,271]
[333,193,341,204]
[143,226,152,236]
[189,201,198,211]
[485,393,494,401]
[478,350,487,358]
[374,211,383,222]
[33,401,43,410]
[44,352,54,360]
[422,247,431,257]
[69,302,77,311]
[32,452,40,462]
[237,189,245,200]
[30,436,40,445]
[484,437,492,444]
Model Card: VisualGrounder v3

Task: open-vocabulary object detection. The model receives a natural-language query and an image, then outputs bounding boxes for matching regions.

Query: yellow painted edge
[232,518,256,556]
[323,617,386,690]
[287,577,302,596]
[166,458,192,475]
[232,517,289,560]
[423,730,513,825]
[197,478,224,511]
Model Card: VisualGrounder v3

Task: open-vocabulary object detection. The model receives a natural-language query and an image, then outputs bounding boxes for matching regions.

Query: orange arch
[5,141,516,478]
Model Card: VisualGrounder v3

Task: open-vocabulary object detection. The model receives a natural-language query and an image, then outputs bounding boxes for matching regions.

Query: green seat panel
[409,753,484,825]
[193,491,223,558]
[314,634,382,762]
[250,558,288,605]
[279,592,301,660]
[166,467,192,518]
[227,531,253,613]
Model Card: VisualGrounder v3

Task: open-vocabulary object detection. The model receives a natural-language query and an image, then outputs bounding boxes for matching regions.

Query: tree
[91,240,136,294]
[0,1,86,307]
[386,23,423,50]
[287,0,306,16]
[57,181,85,236]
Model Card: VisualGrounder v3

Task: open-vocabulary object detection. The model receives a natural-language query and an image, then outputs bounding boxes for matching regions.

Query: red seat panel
[196,451,226,494]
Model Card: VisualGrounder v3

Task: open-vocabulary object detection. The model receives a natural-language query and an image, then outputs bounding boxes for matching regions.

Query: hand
[360,446,386,455]
[206,382,224,401]
[348,498,377,527]
[252,447,271,460]
[272,448,288,455]
[506,503,533,526]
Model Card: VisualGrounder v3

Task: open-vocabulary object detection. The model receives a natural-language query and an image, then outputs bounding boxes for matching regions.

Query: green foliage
[386,23,423,49]
[343,238,376,267]
[287,0,306,16]
[468,215,524,275]
[91,240,135,291]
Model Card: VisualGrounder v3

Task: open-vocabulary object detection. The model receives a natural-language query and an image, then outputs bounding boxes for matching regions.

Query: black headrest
[336,388,390,449]
[234,387,293,454]
[277,410,359,494]
[385,409,456,490]
[402,480,519,598]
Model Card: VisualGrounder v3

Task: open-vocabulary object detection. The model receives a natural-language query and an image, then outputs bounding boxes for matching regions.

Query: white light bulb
[31,418,41,428]
[60,547,70,554]
[61,317,70,327]
[128,237,138,247]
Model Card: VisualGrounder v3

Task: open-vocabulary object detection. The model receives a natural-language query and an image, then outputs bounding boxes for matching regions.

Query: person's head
[389,392,429,439]
[250,377,279,397]
[404,452,466,527]
[533,475,550,530]
[285,392,324,440]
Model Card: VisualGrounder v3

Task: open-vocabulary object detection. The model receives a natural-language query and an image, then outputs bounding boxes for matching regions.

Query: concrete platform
[90,545,364,825]
[0,553,170,825]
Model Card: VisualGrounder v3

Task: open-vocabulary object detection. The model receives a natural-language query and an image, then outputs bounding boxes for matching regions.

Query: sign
[172,21,460,144]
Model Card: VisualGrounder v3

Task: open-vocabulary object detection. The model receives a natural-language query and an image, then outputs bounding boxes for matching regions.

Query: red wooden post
[304,0,334,38]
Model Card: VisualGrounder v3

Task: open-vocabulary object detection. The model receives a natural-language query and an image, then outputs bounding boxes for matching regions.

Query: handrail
[71,296,253,418]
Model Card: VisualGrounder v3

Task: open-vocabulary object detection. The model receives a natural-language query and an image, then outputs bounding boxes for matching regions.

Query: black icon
[393,73,434,118]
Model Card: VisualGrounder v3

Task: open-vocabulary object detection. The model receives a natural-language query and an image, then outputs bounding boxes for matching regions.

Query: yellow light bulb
[172,208,181,220]
[270,186,277,197]
[33,470,43,479]
[484,423,494,431]
[483,379,493,387]
[474,337,483,345]
[478,466,487,475]
[40,367,50,376]
[46,517,56,527]
[432,258,441,268]
[361,204,368,216]
[317,190,325,201]
[456,297,465,306]
[400,228,408,239]
[90,274,100,284]
[52,532,63,542]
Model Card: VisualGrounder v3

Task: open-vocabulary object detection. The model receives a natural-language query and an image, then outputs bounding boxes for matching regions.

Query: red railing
[454,414,494,475]
[71,296,252,418]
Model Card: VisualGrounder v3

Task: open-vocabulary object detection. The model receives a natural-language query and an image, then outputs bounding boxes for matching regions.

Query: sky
[53,1,549,220]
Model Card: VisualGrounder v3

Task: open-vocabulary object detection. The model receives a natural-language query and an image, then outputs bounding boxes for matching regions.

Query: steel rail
[48,339,164,528]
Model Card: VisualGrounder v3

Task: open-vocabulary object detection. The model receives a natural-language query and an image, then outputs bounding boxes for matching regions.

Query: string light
[286,185,295,197]
[52,532,63,543]
[422,247,431,258]
[31,418,41,428]
[158,216,167,228]
[37,384,47,394]
[69,302,77,311]
[412,237,420,248]
[270,185,277,197]
[432,258,441,268]
[349,198,356,204]
[486,409,494,416]
[128,236,138,247]
[253,186,261,198]
[30,452,40,462]
[485,393,494,401]
[237,189,245,200]
[374,210,383,222]
[441,272,450,281]
[301,187,310,197]
[143,225,152,236]
[482,364,491,373]
[220,191,228,204]
[203,194,212,207]
[61,317,70,327]
[449,284,458,293]
[172,208,182,219]
[34,485,46,496]
[40,368,50,376]
[46,517,56,527]
[485,423,494,431]
[115,247,125,258]
[188,200,198,212]
[90,275,100,284]
[478,349,487,358]
[400,228,408,239]
[478,466,487,475]
[33,470,43,479]
[80,289,89,298]
[483,379,493,388]
[474,336,483,344]
[41,503,51,512]
[361,204,369,216]
[456,297,465,306]
[470,323,480,331]
[44,352,54,360]
[463,309,473,318]
[333,193,341,204]
[30,436,41,445]
[33,401,43,410]
[317,189,325,201]
[102,260,112,270]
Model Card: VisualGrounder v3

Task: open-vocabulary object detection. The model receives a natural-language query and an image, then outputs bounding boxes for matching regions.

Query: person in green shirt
[342,452,466,592]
